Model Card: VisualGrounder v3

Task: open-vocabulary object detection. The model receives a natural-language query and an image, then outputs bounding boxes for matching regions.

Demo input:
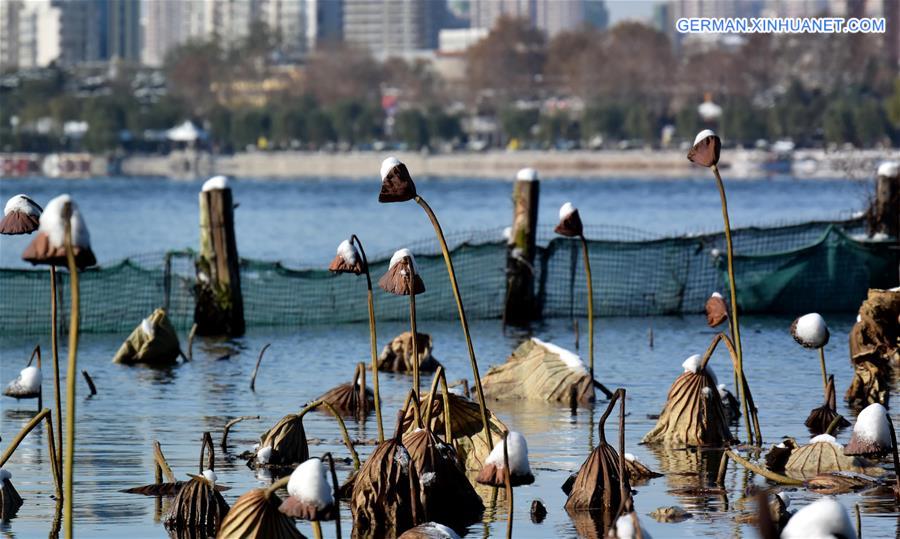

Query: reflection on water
[1,315,898,538]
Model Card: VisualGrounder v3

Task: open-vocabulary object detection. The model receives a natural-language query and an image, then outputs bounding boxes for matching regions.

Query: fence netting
[1,219,896,335]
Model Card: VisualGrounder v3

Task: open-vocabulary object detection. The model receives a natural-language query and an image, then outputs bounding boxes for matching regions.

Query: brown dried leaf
[482,339,594,404]
[642,370,735,447]
[217,488,305,538]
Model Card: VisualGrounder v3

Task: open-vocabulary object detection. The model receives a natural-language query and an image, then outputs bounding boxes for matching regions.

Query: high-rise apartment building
[343,0,444,56]
[470,0,603,36]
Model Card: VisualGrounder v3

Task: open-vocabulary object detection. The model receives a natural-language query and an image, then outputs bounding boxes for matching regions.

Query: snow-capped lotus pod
[378,331,441,373]
[217,488,304,539]
[0,469,23,520]
[781,497,854,539]
[554,202,583,237]
[613,511,653,539]
[256,414,309,467]
[350,435,424,537]
[705,292,728,328]
[202,175,230,191]
[279,458,336,520]
[402,428,484,527]
[112,308,181,365]
[482,338,594,404]
[398,522,462,539]
[314,363,374,417]
[0,194,42,235]
[4,365,41,399]
[22,194,96,268]
[877,161,899,179]
[622,453,663,482]
[164,473,230,537]
[641,355,734,447]
[379,248,425,295]
[329,238,364,275]
[805,375,849,435]
[844,402,893,456]
[687,129,721,167]
[564,392,629,513]
[379,157,417,203]
[790,313,830,348]
[784,434,883,479]
[477,431,534,487]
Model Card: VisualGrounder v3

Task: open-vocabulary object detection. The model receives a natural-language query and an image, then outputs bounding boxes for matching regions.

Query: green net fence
[1,218,896,335]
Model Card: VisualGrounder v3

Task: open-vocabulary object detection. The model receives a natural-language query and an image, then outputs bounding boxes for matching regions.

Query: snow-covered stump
[195,176,245,337]
[482,338,594,404]
[870,161,898,238]
[504,168,540,325]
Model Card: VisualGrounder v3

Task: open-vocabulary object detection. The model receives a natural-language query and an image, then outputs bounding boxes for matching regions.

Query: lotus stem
[81,370,97,396]
[49,266,63,483]
[415,196,493,450]
[824,412,846,436]
[579,235,595,382]
[27,345,43,410]
[152,441,175,482]
[220,415,259,451]
[817,347,828,400]
[322,453,342,539]
[709,332,763,444]
[63,211,80,539]
[46,413,61,497]
[716,450,728,486]
[299,400,360,470]
[855,504,861,539]
[406,257,420,396]
[723,450,803,485]
[502,430,513,539]
[400,388,424,431]
[264,475,291,496]
[711,164,752,446]
[186,323,198,360]
[311,521,323,539]
[351,235,384,443]
[423,366,454,444]
[249,343,271,392]
[200,431,215,472]
[0,408,51,466]
[356,362,368,419]
[616,388,628,518]
[885,417,900,498]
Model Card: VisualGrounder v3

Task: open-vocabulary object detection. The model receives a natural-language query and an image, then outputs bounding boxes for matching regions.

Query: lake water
[0,174,895,538]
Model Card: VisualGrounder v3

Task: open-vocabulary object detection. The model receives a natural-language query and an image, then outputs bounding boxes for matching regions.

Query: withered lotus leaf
[350,438,424,538]
[649,506,692,523]
[256,414,309,467]
[314,363,374,418]
[397,522,461,538]
[765,439,798,472]
[402,428,483,526]
[164,475,230,538]
[642,369,736,447]
[112,308,181,366]
[784,440,883,479]
[845,289,900,407]
[0,477,23,520]
[482,339,594,404]
[805,471,879,494]
[623,456,663,482]
[805,376,849,435]
[216,488,305,538]
[379,332,441,373]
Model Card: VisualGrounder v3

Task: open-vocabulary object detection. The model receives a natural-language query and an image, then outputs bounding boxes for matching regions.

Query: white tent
[166,121,206,142]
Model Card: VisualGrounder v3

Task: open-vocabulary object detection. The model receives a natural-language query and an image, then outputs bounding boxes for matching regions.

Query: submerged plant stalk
[63,213,81,539]
[351,236,384,443]
[415,196,493,450]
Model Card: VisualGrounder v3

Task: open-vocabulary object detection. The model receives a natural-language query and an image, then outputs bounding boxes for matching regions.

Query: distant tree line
[1,17,898,153]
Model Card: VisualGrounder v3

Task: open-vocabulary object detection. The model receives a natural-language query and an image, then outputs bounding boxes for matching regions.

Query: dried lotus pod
[804,376,849,435]
[328,238,364,275]
[0,194,41,235]
[476,430,534,487]
[790,313,830,349]
[379,250,425,295]
[784,435,883,479]
[705,292,728,328]
[642,356,735,447]
[255,414,309,468]
[21,194,96,269]
[379,157,417,203]
[0,470,23,520]
[279,457,336,521]
[217,488,305,538]
[844,402,893,456]
[687,129,721,167]
[165,473,230,538]
[565,388,630,516]
[554,202,583,238]
[314,362,374,418]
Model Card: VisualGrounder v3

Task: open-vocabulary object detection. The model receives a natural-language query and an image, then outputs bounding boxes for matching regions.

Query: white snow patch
[781,497,854,539]
[256,446,273,464]
[693,129,716,147]
[614,513,653,539]
[701,387,711,398]
[201,175,229,191]
[140,317,154,339]
[420,472,436,486]
[531,338,588,375]
[856,314,861,323]
[793,313,828,348]
[710,248,721,258]
[809,434,842,448]
[394,446,410,472]
[337,239,359,266]
[0,469,10,482]
[852,403,892,448]
[558,202,576,221]
[485,431,531,476]
[777,491,791,509]
[381,157,401,180]
[287,457,334,510]
[17,366,42,392]
[39,194,90,249]
[717,384,728,399]
[415,522,461,539]
[4,194,40,216]
[389,248,417,272]
[516,168,538,181]
[878,161,899,178]
[682,354,717,384]
[711,291,723,299]
[502,226,512,242]
[624,452,636,462]
[201,469,217,486]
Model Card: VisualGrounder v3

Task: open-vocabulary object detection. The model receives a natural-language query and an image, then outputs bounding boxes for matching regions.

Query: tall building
[107,0,140,61]
[470,0,598,37]
[17,0,62,68]
[0,0,24,69]
[343,0,445,57]
[668,0,764,19]
[306,0,343,50]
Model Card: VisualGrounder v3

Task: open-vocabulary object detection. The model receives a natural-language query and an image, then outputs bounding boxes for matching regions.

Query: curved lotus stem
[63,209,81,539]
[49,266,63,482]
[220,415,259,451]
[0,408,60,496]
[322,452,342,539]
[616,388,627,517]
[199,431,215,472]
[415,196,493,450]
[579,235,595,381]
[710,164,751,445]
[153,440,176,483]
[351,235,384,443]
[818,347,828,399]
[423,366,454,444]
[502,430,513,539]
[886,419,900,498]
[701,332,763,444]
[299,399,360,470]
[405,257,420,396]
[249,343,271,392]
[723,450,803,485]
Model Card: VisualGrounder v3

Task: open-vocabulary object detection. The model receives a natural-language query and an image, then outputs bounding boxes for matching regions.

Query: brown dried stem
[502,430,513,539]
[723,450,803,485]
[49,266,63,483]
[351,235,384,442]
[153,441,176,483]
[63,209,80,539]
[322,452,342,539]
[298,400,360,470]
[579,235,595,382]
[221,416,260,451]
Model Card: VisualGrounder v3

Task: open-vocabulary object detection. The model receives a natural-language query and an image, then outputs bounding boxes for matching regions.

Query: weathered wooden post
[195,176,245,336]
[870,161,899,239]
[504,168,540,324]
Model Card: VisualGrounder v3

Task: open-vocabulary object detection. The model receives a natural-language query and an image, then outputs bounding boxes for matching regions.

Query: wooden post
[870,163,899,239]
[195,183,245,336]
[504,168,540,324]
